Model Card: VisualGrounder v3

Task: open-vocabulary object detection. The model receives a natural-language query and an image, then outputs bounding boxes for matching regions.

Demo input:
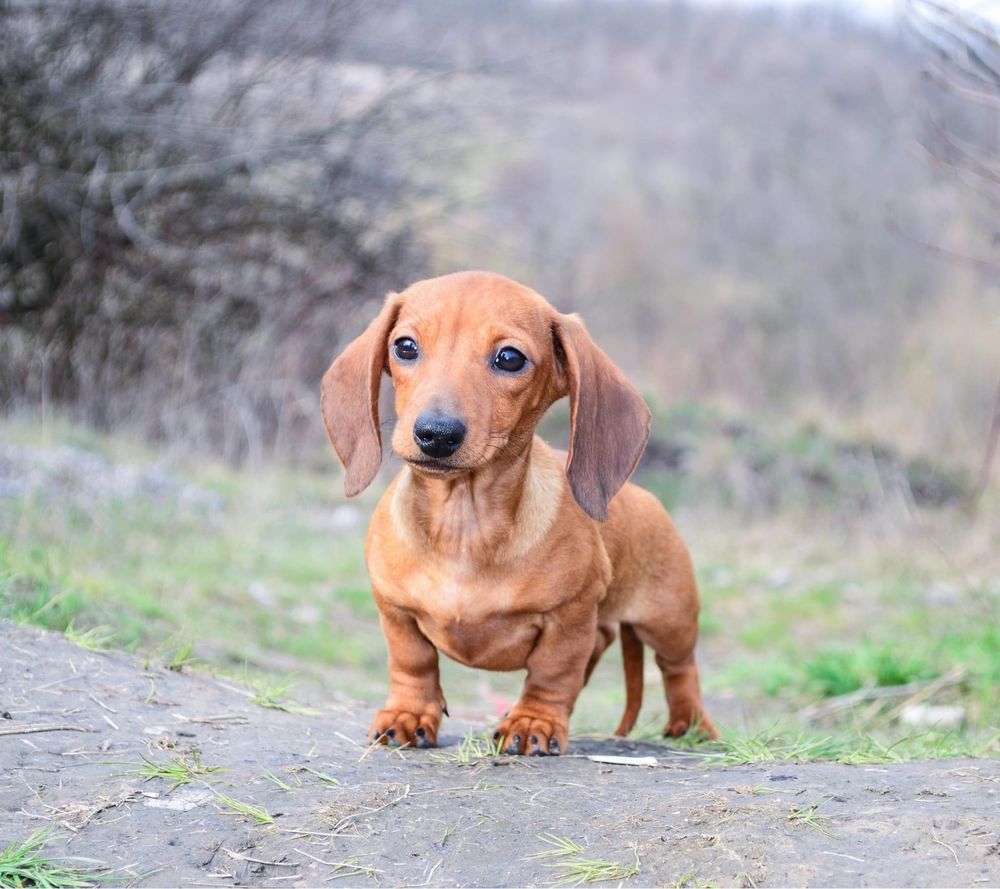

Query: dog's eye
[493,347,528,373]
[393,337,419,362]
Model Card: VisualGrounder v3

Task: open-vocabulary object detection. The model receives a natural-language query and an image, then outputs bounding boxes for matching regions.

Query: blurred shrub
[637,401,973,513]
[1,0,995,472]
[0,0,424,460]
[375,0,998,464]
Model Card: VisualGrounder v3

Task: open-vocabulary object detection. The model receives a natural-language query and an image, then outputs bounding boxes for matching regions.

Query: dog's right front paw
[370,707,440,749]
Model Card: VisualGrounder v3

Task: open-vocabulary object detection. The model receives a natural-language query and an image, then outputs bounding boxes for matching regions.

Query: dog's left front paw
[493,707,568,756]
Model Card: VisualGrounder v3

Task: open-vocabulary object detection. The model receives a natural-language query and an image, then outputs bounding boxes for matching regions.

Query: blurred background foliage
[0,0,997,753]
[1,0,997,472]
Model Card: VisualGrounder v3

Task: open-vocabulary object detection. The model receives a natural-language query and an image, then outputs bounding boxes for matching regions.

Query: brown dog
[321,271,715,754]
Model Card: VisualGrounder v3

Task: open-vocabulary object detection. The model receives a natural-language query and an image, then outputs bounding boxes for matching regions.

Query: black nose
[413,412,466,459]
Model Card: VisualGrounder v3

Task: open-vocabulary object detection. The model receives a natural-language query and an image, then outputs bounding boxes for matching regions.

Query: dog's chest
[420,608,540,671]
[381,559,542,670]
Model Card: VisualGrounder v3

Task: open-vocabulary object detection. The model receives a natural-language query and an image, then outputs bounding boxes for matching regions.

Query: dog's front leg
[494,599,598,756]
[370,603,445,748]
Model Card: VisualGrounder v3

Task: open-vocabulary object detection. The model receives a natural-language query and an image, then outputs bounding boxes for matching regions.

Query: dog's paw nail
[548,737,560,755]
[493,731,501,742]
[372,730,381,741]
[416,727,426,738]
[386,728,396,740]
[416,735,432,749]
[528,735,545,756]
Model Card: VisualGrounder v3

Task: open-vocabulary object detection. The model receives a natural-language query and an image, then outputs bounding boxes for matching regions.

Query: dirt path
[1,623,997,887]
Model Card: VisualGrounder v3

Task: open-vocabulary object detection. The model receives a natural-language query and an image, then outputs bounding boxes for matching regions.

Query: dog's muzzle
[413,412,467,459]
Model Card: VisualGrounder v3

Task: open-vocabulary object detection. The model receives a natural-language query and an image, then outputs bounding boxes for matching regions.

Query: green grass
[693,540,1000,746]
[246,676,320,716]
[297,766,341,786]
[213,794,274,825]
[0,424,385,697]
[1,416,997,760]
[831,728,1000,764]
[429,731,506,764]
[681,725,999,765]
[802,644,932,698]
[693,729,843,765]
[165,642,195,672]
[673,876,718,889]
[305,856,381,881]
[63,621,116,652]
[0,828,106,887]
[526,835,640,885]
[787,797,840,839]
[259,767,291,791]
[715,636,938,701]
[472,778,501,791]
[123,753,220,790]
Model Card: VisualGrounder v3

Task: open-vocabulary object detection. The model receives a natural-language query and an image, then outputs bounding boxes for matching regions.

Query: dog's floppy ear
[553,313,652,522]
[321,294,401,497]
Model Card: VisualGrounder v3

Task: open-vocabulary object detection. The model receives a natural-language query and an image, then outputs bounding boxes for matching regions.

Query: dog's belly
[415,610,542,671]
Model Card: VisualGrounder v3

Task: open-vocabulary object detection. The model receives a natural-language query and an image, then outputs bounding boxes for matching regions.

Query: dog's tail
[614,622,643,736]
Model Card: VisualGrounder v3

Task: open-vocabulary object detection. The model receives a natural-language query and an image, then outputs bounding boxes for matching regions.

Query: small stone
[899,704,965,730]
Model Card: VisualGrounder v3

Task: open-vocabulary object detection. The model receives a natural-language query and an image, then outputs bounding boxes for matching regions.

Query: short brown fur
[321,271,716,754]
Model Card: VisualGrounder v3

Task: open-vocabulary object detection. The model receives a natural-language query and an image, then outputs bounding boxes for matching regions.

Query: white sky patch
[692,0,999,24]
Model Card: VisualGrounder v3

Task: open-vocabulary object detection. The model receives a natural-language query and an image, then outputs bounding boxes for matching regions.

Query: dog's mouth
[404,457,469,476]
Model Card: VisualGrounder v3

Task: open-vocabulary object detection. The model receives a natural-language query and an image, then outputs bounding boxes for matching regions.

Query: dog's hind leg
[583,624,616,684]
[654,652,715,738]
[613,623,644,736]
[633,618,716,740]
[583,622,645,737]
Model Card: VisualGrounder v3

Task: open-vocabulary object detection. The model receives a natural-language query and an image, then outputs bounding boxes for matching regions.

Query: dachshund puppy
[321,271,715,754]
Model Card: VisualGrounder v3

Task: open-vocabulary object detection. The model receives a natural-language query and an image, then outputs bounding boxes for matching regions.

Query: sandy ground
[1,622,998,888]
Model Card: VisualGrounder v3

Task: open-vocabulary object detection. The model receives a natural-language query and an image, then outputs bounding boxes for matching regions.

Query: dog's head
[321,271,650,521]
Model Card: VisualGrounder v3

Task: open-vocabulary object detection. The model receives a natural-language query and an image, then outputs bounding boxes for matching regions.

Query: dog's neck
[391,436,562,564]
